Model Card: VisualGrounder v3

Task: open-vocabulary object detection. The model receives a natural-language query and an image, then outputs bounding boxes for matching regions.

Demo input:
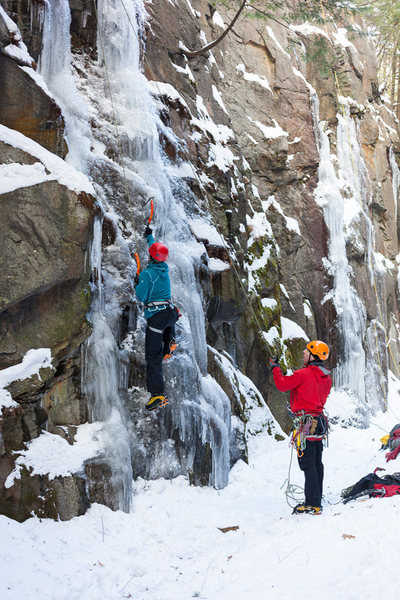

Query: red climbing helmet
[149,242,169,262]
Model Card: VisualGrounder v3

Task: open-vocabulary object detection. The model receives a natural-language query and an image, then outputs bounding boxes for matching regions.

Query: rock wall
[1,0,400,520]
[143,1,400,424]
[0,6,95,520]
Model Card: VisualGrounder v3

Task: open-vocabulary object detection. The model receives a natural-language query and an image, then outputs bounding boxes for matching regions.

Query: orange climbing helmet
[307,340,329,360]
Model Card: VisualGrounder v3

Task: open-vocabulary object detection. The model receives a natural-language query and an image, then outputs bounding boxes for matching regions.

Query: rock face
[0,7,95,520]
[142,2,400,426]
[1,0,400,520]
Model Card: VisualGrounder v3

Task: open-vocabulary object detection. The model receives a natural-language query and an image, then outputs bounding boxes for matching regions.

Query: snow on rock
[0,348,53,412]
[303,299,313,319]
[266,26,290,57]
[292,67,317,95]
[261,298,278,310]
[212,10,225,29]
[183,0,197,18]
[289,22,329,39]
[171,59,195,83]
[248,116,288,139]
[246,210,273,246]
[280,317,309,342]
[332,27,357,51]
[374,252,395,274]
[262,325,280,347]
[0,125,94,195]
[147,80,189,110]
[0,6,34,67]
[212,85,228,114]
[20,66,53,97]
[246,245,272,292]
[0,348,53,389]
[0,162,49,194]
[207,143,237,172]
[5,421,105,488]
[280,283,295,311]
[189,218,225,247]
[263,195,300,235]
[208,257,230,272]
[192,96,234,143]
[191,95,236,172]
[236,63,272,92]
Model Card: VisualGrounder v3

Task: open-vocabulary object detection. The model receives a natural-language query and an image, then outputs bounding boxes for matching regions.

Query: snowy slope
[1,378,400,600]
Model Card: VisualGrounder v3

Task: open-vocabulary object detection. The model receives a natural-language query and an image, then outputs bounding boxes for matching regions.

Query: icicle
[389,146,400,226]
[311,94,367,417]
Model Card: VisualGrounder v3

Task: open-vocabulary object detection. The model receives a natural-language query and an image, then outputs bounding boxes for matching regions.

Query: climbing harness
[290,411,329,458]
[145,300,174,309]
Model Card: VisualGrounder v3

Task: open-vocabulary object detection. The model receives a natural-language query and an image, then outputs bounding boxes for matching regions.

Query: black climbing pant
[298,440,324,507]
[145,306,178,394]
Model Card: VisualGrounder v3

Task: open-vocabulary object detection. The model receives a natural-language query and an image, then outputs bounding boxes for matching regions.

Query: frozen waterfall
[311,93,390,420]
[38,0,233,502]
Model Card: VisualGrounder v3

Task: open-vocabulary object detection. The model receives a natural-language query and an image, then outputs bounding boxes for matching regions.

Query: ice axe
[133,197,155,276]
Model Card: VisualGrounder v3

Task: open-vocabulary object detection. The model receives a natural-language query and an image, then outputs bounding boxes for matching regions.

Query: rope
[281,445,304,508]
[91,0,140,253]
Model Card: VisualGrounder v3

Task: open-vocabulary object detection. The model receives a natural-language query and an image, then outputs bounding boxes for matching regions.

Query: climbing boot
[163,339,177,360]
[292,504,322,515]
[145,395,169,411]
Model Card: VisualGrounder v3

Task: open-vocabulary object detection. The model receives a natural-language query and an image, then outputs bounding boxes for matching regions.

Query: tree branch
[181,0,247,58]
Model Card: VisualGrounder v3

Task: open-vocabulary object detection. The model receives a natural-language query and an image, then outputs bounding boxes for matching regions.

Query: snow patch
[212,11,225,29]
[248,117,288,140]
[0,125,94,195]
[246,211,273,246]
[263,195,300,234]
[289,22,329,39]
[147,80,189,110]
[0,349,53,412]
[280,317,309,342]
[374,252,395,274]
[189,218,225,247]
[0,162,49,194]
[261,298,278,310]
[212,85,228,114]
[208,257,230,272]
[5,421,105,487]
[236,63,272,92]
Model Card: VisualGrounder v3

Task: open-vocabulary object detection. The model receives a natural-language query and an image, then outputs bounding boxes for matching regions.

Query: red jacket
[273,364,331,415]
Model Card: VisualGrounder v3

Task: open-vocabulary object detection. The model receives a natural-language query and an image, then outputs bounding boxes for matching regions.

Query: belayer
[134,225,179,411]
[270,341,331,515]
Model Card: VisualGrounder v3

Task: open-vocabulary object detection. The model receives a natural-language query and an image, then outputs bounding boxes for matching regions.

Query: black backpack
[341,469,400,503]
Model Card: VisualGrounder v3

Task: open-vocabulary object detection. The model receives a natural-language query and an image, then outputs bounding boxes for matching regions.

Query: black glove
[134,274,140,287]
[144,225,152,237]
[269,355,280,370]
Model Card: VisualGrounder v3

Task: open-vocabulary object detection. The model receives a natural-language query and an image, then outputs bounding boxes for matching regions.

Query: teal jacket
[135,234,172,319]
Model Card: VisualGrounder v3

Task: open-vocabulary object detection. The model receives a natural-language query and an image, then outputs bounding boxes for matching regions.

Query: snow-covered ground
[2,380,400,600]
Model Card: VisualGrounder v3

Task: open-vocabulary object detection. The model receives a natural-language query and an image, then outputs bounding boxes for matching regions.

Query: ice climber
[269,341,331,515]
[134,225,178,411]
